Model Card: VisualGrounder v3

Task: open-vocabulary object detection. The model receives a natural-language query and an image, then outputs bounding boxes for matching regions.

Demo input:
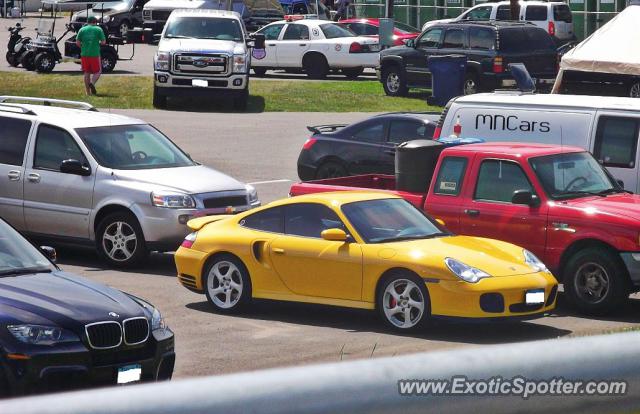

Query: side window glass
[417,28,442,48]
[442,29,465,48]
[283,24,310,40]
[434,157,468,196]
[466,6,492,20]
[240,207,283,233]
[0,116,31,166]
[594,117,639,168]
[34,125,87,171]
[352,121,385,143]
[475,160,534,202]
[284,203,346,238]
[388,121,431,144]
[469,27,495,50]
[260,24,284,40]
[525,5,548,21]
[291,3,308,14]
[496,5,511,20]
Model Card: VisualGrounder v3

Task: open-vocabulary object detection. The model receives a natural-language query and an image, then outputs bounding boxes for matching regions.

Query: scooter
[6,23,31,67]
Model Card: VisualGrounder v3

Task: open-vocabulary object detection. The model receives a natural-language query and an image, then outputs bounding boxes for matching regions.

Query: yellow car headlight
[444,258,490,283]
[523,249,549,273]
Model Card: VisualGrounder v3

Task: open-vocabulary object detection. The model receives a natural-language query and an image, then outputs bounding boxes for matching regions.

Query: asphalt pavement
[47,109,640,380]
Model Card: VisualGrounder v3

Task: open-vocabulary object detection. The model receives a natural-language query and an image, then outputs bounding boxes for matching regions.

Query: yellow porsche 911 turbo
[175,192,558,331]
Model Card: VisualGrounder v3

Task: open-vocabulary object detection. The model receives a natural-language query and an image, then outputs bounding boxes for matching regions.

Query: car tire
[20,50,35,71]
[118,20,130,37]
[6,51,18,67]
[203,254,252,313]
[303,53,329,79]
[101,50,117,73]
[382,65,408,97]
[34,51,56,73]
[464,71,479,95]
[153,85,167,109]
[377,271,430,332]
[315,161,347,179]
[629,81,640,98]
[233,87,249,111]
[252,67,267,77]
[563,247,630,315]
[96,211,148,268]
[342,67,364,79]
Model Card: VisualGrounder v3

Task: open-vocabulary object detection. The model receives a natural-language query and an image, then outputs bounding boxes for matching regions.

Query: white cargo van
[435,92,640,192]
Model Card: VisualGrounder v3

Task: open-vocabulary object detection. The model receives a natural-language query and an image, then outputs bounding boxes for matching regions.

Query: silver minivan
[0,97,259,267]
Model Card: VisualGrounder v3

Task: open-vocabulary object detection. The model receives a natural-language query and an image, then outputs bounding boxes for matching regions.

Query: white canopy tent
[552,5,640,93]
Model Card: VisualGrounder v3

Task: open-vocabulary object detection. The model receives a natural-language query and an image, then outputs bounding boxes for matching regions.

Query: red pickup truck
[290,142,640,314]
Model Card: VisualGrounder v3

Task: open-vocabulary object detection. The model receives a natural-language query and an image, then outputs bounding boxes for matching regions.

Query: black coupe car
[0,219,174,396]
[297,112,438,181]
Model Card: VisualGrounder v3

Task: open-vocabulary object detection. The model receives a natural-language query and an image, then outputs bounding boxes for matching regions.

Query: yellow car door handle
[272,248,285,254]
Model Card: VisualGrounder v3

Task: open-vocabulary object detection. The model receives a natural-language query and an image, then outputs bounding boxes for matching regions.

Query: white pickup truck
[153,9,265,109]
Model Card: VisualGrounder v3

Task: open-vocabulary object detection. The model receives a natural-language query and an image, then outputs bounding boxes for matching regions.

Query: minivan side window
[0,116,32,166]
[525,5,548,21]
[469,27,495,50]
[434,157,468,196]
[594,117,639,169]
[240,206,284,233]
[442,29,465,49]
[34,124,87,171]
[475,160,534,203]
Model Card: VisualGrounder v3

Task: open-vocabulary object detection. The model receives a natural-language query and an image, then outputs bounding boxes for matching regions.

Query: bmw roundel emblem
[109,312,119,318]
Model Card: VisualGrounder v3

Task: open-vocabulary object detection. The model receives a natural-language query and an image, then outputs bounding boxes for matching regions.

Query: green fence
[354,0,629,40]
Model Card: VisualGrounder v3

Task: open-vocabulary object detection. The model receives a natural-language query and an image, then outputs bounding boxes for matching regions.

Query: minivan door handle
[464,209,480,217]
[7,170,21,181]
[27,173,41,183]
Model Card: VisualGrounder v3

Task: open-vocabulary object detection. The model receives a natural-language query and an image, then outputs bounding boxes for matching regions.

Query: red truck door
[459,158,548,259]
[424,155,471,233]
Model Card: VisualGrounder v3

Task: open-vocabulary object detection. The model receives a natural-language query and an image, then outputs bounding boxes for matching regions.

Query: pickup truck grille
[150,10,172,21]
[173,53,229,76]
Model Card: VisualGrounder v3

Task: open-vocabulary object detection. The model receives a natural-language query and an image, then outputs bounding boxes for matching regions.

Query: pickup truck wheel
[563,248,630,314]
[377,272,430,332]
[382,66,407,97]
[96,212,148,268]
[315,161,347,179]
[101,51,117,73]
[303,54,329,79]
[253,67,267,77]
[204,254,252,314]
[342,67,363,79]
[464,72,479,95]
[153,86,167,109]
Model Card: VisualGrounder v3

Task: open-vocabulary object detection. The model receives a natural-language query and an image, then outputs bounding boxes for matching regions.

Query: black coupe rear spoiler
[307,124,347,134]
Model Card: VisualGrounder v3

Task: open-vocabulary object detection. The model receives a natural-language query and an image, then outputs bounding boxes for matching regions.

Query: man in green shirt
[76,16,106,95]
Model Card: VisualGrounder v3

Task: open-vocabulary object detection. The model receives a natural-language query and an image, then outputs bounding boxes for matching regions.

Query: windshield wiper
[0,267,52,277]
[596,188,632,195]
[165,35,194,39]
[554,190,607,199]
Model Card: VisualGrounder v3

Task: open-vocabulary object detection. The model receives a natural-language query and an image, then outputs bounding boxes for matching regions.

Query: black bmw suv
[378,21,559,96]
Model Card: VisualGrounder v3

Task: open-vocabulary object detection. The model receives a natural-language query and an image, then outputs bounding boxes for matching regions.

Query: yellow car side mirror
[436,218,446,227]
[321,228,348,242]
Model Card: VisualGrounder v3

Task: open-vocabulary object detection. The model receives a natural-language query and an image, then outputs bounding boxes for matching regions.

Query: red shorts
[81,56,101,74]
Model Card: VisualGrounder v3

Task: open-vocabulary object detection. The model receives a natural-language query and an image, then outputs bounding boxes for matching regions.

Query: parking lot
[45,109,640,379]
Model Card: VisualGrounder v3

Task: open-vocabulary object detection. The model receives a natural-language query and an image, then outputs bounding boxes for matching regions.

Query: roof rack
[0,103,36,115]
[0,96,98,111]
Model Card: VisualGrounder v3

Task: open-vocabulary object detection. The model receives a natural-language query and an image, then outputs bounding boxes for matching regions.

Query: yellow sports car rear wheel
[377,272,430,332]
[203,254,252,313]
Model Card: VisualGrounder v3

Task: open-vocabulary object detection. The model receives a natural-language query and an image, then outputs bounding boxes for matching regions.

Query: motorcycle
[6,23,31,67]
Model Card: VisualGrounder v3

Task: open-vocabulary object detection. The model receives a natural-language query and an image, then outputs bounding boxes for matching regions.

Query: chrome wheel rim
[464,78,477,95]
[574,262,610,304]
[102,221,137,262]
[208,261,243,309]
[386,72,400,93]
[119,22,129,37]
[40,55,52,70]
[630,83,640,98]
[383,279,425,329]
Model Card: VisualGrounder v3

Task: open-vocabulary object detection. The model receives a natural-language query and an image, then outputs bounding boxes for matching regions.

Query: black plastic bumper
[2,328,175,396]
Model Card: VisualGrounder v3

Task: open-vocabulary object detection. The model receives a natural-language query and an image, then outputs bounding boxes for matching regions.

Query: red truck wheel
[563,248,630,315]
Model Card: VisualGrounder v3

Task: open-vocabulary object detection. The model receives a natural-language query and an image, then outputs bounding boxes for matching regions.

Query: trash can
[427,54,467,106]
[395,139,445,193]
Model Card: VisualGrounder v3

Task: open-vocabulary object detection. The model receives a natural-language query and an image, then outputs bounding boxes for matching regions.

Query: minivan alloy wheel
[207,261,243,309]
[102,221,137,262]
[382,278,425,329]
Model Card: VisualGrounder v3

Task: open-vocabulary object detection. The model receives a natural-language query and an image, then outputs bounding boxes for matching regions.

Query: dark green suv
[378,21,558,96]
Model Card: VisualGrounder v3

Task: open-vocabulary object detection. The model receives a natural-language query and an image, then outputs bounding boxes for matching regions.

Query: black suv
[379,21,559,96]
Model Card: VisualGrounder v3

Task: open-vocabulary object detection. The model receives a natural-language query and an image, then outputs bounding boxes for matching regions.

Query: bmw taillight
[181,232,197,249]
[302,138,317,150]
[493,56,504,73]
[349,42,363,53]
[548,21,555,36]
